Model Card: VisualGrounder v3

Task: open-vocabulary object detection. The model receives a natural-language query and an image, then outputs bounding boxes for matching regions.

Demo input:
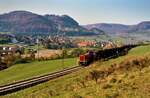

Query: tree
[3,53,15,67]
[70,48,86,57]
[61,49,68,58]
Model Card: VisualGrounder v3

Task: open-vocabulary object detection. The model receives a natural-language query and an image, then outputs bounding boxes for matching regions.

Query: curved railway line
[0,66,83,96]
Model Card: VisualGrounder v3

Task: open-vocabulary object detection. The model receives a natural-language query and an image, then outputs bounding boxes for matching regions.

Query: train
[79,45,138,66]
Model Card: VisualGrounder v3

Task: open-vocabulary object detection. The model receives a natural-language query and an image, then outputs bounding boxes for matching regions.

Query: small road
[0,66,82,96]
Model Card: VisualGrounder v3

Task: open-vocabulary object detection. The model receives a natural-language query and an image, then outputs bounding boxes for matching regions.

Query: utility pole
[62,28,66,69]
[37,33,39,61]
[57,24,65,69]
[37,24,42,61]
[62,46,64,68]
[0,52,1,64]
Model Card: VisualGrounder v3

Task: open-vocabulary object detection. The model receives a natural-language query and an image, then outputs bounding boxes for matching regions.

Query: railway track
[0,66,82,96]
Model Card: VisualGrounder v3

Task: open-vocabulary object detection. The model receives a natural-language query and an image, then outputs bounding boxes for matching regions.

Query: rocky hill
[0,11,102,36]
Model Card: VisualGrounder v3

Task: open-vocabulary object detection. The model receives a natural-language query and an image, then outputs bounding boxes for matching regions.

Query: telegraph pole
[37,38,39,61]
[62,46,64,68]
[62,30,66,69]
[37,24,42,61]
[57,25,65,69]
[37,33,39,61]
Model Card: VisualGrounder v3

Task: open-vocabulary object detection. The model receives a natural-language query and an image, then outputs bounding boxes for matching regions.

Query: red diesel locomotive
[79,51,95,66]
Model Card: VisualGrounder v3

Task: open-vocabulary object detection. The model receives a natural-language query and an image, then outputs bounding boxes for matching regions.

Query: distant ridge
[83,21,150,34]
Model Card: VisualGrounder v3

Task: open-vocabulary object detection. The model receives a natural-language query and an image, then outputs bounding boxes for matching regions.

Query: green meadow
[0,58,77,86]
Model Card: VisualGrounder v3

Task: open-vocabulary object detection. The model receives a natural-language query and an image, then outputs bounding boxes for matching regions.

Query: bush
[70,48,86,57]
[88,54,150,84]
[72,94,83,98]
[90,70,106,83]
[3,54,16,67]
[102,84,113,89]
[118,55,150,71]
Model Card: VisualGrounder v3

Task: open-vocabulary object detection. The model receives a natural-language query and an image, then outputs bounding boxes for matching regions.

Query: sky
[0,0,150,25]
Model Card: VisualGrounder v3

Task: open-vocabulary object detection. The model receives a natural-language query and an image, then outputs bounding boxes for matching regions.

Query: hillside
[2,45,150,98]
[0,11,56,34]
[0,58,77,86]
[0,11,102,36]
[83,21,150,34]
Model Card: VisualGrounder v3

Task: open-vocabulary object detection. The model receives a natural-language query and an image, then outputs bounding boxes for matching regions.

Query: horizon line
[0,10,150,26]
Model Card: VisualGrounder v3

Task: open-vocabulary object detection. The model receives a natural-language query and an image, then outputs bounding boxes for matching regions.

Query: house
[0,45,24,58]
[103,42,117,49]
[77,41,97,47]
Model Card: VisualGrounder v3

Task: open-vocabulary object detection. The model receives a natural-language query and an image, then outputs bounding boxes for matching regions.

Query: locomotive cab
[79,54,89,66]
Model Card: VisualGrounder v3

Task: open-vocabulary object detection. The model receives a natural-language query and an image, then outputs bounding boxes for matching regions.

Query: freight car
[79,45,138,66]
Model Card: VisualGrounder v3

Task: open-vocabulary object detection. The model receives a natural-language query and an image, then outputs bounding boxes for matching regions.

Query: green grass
[128,45,150,55]
[0,43,16,46]
[0,32,13,34]
[0,58,77,85]
[1,45,150,98]
[25,45,45,51]
[71,35,111,41]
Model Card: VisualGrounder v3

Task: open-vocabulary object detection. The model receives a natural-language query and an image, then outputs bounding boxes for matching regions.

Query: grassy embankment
[0,58,77,86]
[1,45,150,98]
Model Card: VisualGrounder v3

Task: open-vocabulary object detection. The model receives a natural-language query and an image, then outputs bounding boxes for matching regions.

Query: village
[0,33,117,70]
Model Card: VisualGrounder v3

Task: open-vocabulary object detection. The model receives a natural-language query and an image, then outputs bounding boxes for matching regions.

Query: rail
[0,66,82,96]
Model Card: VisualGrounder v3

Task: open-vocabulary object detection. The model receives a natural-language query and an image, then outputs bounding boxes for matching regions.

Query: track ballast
[0,66,82,96]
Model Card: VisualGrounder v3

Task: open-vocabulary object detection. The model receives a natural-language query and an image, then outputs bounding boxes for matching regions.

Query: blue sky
[0,0,150,25]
